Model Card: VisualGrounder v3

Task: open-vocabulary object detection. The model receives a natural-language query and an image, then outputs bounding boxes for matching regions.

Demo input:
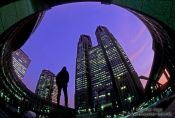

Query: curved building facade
[0,0,175,117]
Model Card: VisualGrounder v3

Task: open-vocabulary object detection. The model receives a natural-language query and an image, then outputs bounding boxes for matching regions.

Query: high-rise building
[51,77,58,104]
[95,26,144,111]
[12,49,31,80]
[75,26,144,114]
[75,35,92,113]
[35,70,55,101]
[88,46,114,111]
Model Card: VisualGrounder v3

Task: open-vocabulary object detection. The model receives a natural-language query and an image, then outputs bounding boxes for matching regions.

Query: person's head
[62,66,66,71]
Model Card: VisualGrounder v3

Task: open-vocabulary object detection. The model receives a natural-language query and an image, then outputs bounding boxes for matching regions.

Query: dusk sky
[21,2,154,108]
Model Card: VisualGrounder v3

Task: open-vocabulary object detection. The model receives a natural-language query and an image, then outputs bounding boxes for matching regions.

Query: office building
[75,35,92,113]
[12,49,31,80]
[88,46,113,111]
[75,26,144,113]
[95,26,144,111]
[35,70,55,101]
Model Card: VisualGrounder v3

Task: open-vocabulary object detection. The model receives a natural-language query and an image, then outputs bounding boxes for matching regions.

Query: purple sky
[21,2,154,108]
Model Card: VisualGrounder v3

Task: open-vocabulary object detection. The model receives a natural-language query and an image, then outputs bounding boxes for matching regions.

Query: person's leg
[63,85,68,107]
[57,86,62,106]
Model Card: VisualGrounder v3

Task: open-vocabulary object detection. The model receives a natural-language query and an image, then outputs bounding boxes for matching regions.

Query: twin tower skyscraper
[75,26,144,114]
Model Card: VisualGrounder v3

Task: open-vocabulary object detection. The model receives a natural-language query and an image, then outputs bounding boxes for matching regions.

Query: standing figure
[56,66,69,107]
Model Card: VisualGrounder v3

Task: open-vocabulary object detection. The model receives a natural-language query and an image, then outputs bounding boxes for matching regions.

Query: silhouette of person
[56,66,69,107]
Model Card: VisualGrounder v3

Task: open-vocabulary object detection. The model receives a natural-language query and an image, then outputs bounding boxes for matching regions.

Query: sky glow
[21,2,154,108]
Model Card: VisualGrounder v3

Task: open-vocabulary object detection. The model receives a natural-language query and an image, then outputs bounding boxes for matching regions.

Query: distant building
[75,26,144,114]
[12,49,31,80]
[35,70,55,101]
[51,78,58,104]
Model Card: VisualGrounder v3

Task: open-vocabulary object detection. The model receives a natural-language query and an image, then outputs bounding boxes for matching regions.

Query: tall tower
[12,49,31,80]
[75,35,92,113]
[75,26,144,114]
[95,26,144,111]
[35,70,55,101]
[88,45,115,111]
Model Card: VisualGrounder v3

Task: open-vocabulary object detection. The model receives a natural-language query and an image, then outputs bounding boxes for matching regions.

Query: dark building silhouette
[75,26,144,114]
[35,70,55,101]
[1,1,175,117]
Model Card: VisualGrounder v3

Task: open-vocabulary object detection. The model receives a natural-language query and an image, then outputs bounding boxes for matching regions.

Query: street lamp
[127,97,132,102]
[127,96,132,113]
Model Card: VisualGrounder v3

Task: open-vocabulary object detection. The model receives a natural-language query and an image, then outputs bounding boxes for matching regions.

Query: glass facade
[0,1,34,35]
[89,46,113,109]
[1,1,175,117]
[75,26,144,113]
[35,70,55,101]
[75,35,92,113]
[96,26,144,110]
[12,49,31,80]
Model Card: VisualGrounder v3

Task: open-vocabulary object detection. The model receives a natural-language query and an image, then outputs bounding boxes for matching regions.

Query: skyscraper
[12,49,31,80]
[88,46,114,111]
[75,35,92,113]
[95,26,144,111]
[35,70,55,101]
[75,26,144,114]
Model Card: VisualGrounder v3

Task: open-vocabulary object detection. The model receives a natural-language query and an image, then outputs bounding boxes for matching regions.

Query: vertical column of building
[75,35,92,114]
[51,76,58,104]
[109,30,144,96]
[35,70,55,102]
[95,26,122,111]
[95,26,143,111]
[88,46,114,111]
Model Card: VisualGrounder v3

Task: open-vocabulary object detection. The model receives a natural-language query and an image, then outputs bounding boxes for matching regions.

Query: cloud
[132,26,146,43]
[143,67,152,77]
[130,43,148,62]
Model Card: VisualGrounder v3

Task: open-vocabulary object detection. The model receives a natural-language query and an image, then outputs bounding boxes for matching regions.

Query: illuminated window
[121,86,126,90]
[158,68,170,85]
[165,68,170,78]
[158,73,168,85]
